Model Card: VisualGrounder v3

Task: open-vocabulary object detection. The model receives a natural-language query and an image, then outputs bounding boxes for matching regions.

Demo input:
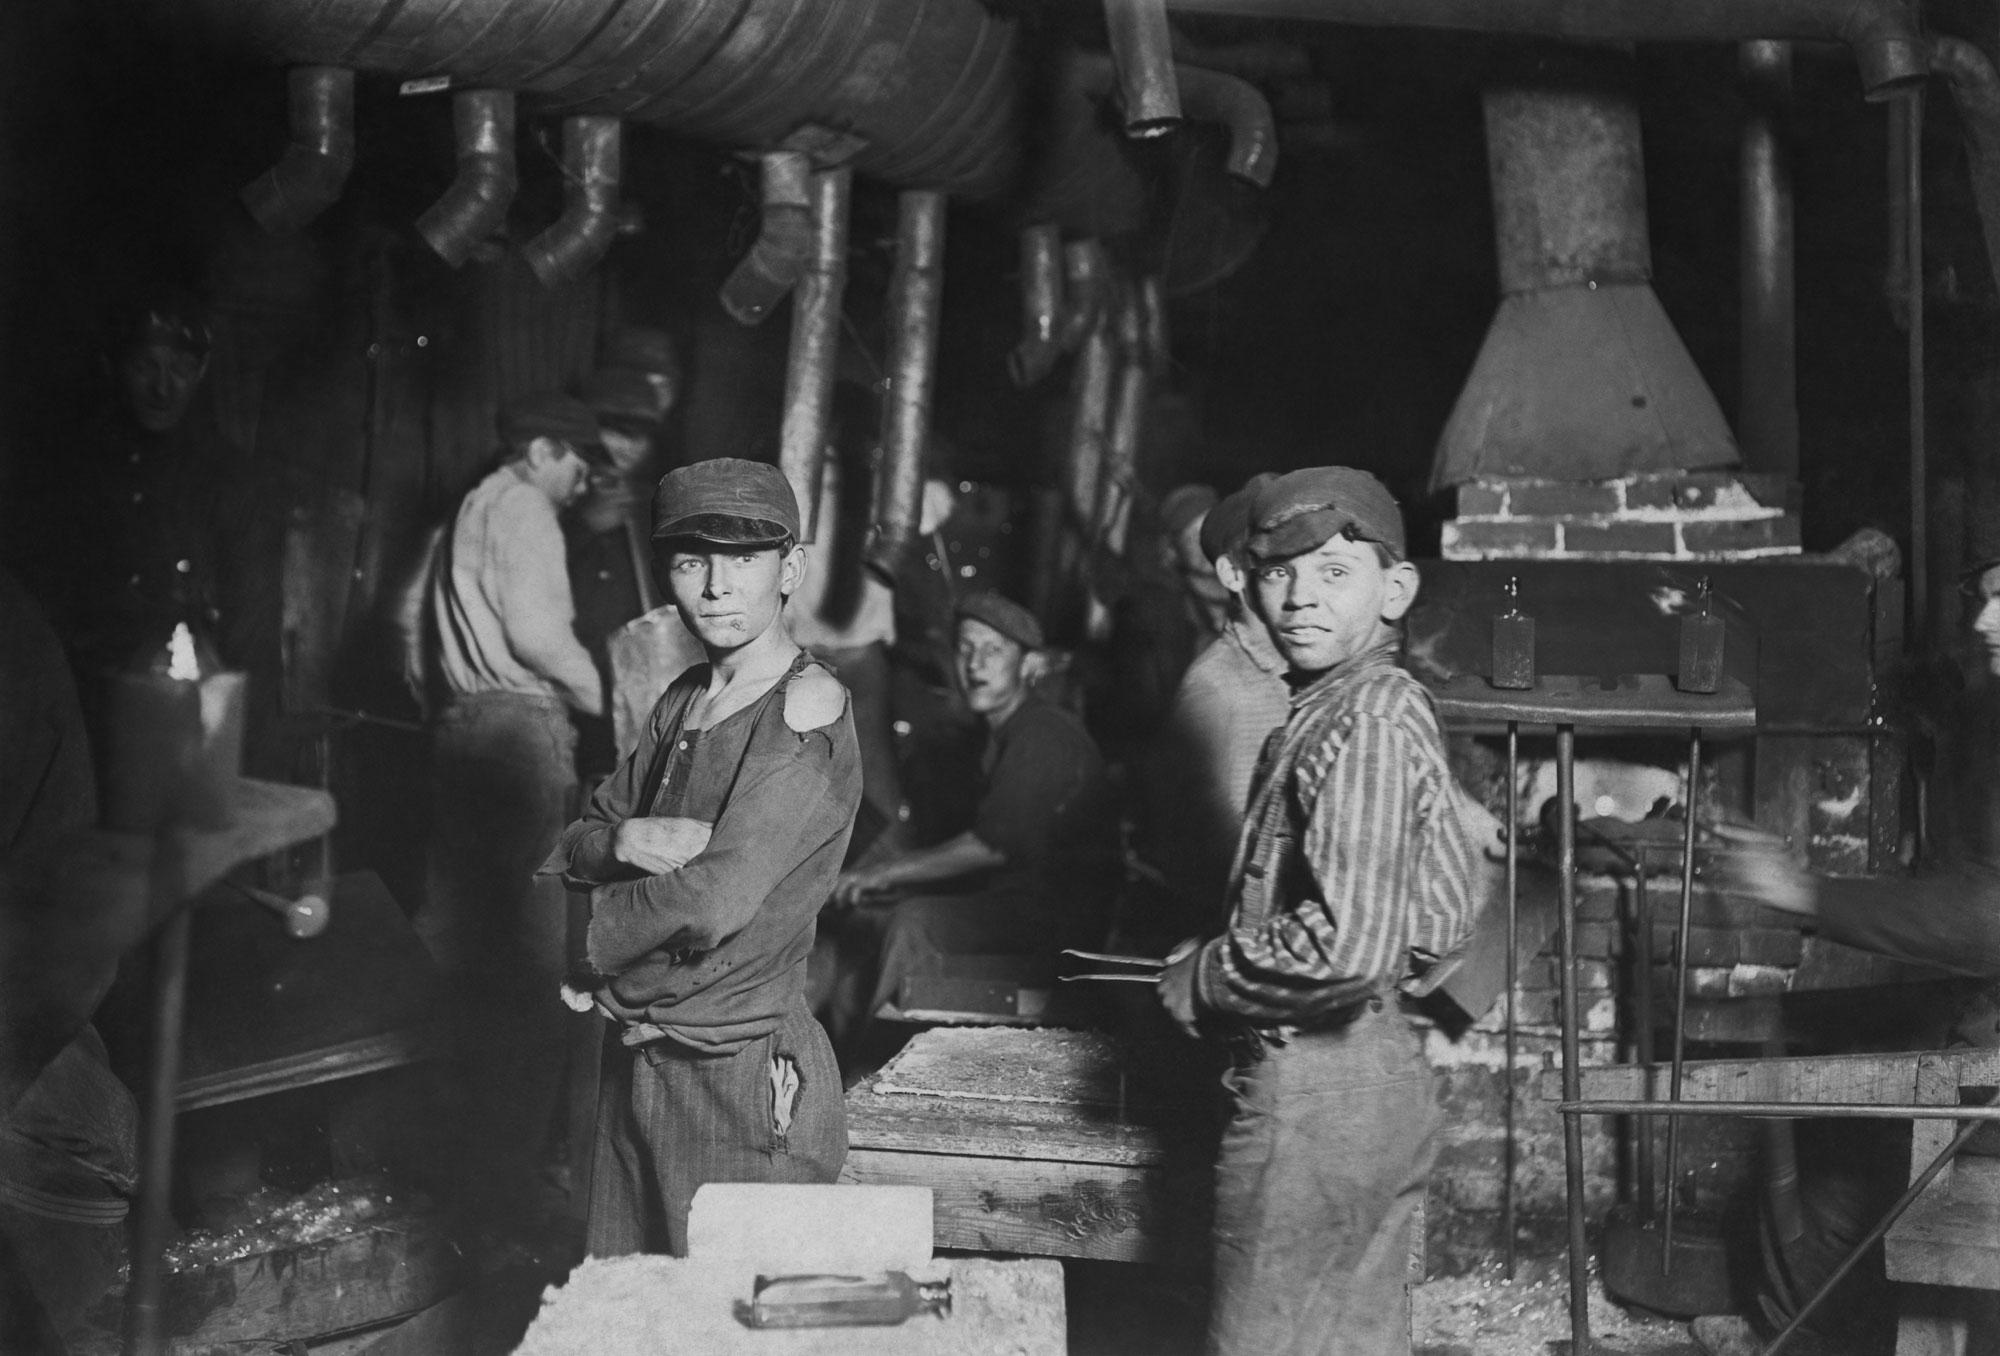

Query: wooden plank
[176,1024,449,1110]
[1543,1048,2000,1106]
[869,1028,1142,1108]
[847,1095,1165,1167]
[1886,1159,2000,1290]
[1431,673,1755,733]
[841,1147,1167,1264]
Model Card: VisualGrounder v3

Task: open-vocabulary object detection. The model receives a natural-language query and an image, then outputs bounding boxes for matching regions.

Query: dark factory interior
[3,2,2000,1354]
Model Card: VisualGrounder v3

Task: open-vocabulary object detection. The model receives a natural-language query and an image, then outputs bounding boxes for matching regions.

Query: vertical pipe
[1103,0,1182,136]
[1065,323,1118,549]
[779,167,853,544]
[1904,92,1929,646]
[1098,286,1148,555]
[127,910,192,1356]
[1631,861,1656,1221]
[1503,721,1520,1278]
[1739,41,1798,475]
[1663,728,1704,1267]
[1556,726,1592,1356]
[1009,223,1066,387]
[872,191,946,569]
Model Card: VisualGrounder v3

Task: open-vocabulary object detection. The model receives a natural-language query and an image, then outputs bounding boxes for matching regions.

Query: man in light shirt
[424,390,610,1220]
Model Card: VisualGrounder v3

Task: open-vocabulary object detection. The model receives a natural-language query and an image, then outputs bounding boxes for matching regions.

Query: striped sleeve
[1203,702,1428,1019]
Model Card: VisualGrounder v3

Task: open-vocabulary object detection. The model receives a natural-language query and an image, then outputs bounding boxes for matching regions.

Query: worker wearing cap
[541,457,860,1257]
[603,323,682,421]
[423,391,611,1215]
[1141,473,1290,943]
[1155,467,1481,1356]
[827,591,1117,1040]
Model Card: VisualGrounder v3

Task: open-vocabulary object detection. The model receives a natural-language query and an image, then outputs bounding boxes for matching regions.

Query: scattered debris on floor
[1412,1257,1700,1356]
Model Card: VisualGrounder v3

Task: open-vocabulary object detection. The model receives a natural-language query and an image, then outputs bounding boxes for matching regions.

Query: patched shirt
[1196,639,1481,1024]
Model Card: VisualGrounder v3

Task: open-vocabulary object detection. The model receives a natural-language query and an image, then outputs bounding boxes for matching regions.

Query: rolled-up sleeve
[583,724,845,973]
[539,680,685,888]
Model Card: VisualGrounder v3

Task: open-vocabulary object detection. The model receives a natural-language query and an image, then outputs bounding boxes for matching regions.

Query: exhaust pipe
[241,66,355,234]
[1161,0,1927,101]
[1932,37,2000,308]
[1174,64,1279,187]
[1738,42,1798,475]
[1098,284,1151,554]
[869,191,947,574]
[721,151,817,325]
[1057,239,1112,353]
[1065,319,1119,546]
[523,116,623,288]
[416,89,518,268]
[1009,223,1066,387]
[1106,0,1182,136]
[1138,273,1170,370]
[779,168,854,543]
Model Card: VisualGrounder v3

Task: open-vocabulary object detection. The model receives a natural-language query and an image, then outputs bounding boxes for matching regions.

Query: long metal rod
[1662,726,1703,1266]
[1562,1100,2000,1121]
[1762,1108,1987,1356]
[1556,725,1591,1356]
[1503,721,1519,1278]
[127,909,192,1356]
[1630,859,1655,1220]
[1904,90,1929,644]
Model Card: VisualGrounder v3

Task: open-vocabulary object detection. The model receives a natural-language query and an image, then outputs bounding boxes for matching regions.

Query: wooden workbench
[841,1027,1214,1263]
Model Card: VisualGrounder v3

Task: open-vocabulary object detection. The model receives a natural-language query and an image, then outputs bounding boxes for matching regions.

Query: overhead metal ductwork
[416,89,518,268]
[1431,46,1739,489]
[1010,224,1067,388]
[1160,0,1928,100]
[179,0,1021,199]
[1106,0,1183,137]
[1931,36,2000,304]
[869,191,946,573]
[721,151,816,325]
[1174,63,1279,188]
[523,116,623,288]
[1058,239,1113,352]
[240,65,355,234]
[778,167,853,542]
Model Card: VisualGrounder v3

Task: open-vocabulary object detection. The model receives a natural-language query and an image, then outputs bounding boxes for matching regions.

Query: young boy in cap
[424,390,613,1218]
[1155,467,1481,1356]
[826,591,1117,1041]
[542,457,861,1257]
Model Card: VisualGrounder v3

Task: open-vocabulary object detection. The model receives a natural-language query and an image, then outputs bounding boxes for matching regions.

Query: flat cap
[653,457,800,546]
[1159,483,1218,539]
[1199,473,1278,563]
[581,369,660,430]
[1248,466,1406,563]
[955,591,1044,651]
[498,392,610,464]
[605,324,681,379]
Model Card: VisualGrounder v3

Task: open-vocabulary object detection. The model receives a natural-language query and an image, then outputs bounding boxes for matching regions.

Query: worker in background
[1155,468,1481,1356]
[1137,473,1288,947]
[827,592,1118,1041]
[422,392,609,1223]
[569,368,670,779]
[1095,483,1222,763]
[603,323,682,424]
[540,458,859,1258]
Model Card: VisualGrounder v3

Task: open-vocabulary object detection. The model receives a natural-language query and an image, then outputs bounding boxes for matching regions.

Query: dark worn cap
[1159,483,1218,539]
[112,289,213,359]
[1200,473,1278,563]
[652,457,800,546]
[581,369,660,431]
[1248,466,1407,563]
[497,392,611,464]
[605,324,681,380]
[955,591,1044,651]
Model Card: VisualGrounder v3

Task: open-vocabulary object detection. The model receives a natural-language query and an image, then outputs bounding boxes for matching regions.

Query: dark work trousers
[423,692,577,1217]
[1208,998,1437,1356]
[587,994,847,1258]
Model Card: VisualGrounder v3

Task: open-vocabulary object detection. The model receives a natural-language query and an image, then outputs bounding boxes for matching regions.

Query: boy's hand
[1157,937,1204,1039]
[611,816,713,874]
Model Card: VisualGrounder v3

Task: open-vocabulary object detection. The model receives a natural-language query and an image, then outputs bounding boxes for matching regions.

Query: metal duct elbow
[241,66,354,234]
[1106,0,1182,136]
[1173,64,1278,187]
[1009,223,1066,387]
[524,116,623,289]
[417,90,517,268]
[722,152,817,325]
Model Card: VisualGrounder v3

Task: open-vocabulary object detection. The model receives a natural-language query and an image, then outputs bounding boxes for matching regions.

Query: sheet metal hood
[1431,53,1740,490]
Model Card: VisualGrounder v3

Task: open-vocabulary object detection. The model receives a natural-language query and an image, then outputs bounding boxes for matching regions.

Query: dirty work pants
[587,995,847,1258]
[424,692,577,1213]
[1208,999,1438,1356]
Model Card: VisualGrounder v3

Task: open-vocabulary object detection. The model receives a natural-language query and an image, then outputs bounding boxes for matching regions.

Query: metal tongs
[1057,949,1166,983]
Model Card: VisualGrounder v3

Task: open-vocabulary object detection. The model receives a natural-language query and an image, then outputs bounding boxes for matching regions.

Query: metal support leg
[1503,721,1519,1279]
[1630,860,1655,1221]
[126,909,191,1356]
[1557,725,1592,1355]
[1663,728,1704,1269]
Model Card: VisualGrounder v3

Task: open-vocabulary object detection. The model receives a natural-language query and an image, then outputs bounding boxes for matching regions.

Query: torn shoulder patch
[783,667,848,732]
